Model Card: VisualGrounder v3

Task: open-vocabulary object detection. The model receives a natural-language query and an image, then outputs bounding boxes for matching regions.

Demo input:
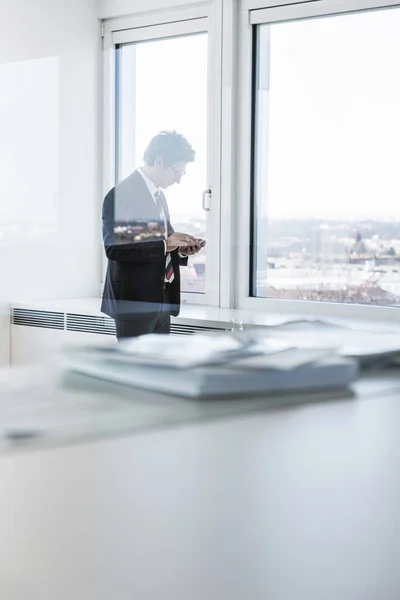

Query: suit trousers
[114,285,171,340]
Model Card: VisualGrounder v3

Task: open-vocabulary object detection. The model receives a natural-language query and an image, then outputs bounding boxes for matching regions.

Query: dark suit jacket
[101,170,188,319]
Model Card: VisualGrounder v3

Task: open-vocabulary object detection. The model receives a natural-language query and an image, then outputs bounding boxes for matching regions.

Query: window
[104,0,400,320]
[251,5,400,308]
[103,15,216,299]
[115,33,208,294]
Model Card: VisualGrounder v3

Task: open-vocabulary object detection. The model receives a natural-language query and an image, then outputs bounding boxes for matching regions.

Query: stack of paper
[65,333,358,398]
[243,320,400,368]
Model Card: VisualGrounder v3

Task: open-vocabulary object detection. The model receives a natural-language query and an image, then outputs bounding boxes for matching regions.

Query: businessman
[101,130,204,339]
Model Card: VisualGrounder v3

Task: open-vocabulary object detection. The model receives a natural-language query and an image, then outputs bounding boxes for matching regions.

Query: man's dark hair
[143,130,195,166]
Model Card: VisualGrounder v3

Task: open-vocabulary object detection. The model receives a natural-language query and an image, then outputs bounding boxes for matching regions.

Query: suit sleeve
[174,249,189,266]
[102,189,165,263]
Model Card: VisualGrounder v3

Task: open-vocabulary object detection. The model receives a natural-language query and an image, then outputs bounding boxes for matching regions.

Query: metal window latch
[202,187,211,211]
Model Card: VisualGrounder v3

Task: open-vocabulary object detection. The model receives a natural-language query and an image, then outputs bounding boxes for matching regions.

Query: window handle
[202,187,211,211]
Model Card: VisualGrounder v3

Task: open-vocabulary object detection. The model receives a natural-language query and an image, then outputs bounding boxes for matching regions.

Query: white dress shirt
[137,167,187,261]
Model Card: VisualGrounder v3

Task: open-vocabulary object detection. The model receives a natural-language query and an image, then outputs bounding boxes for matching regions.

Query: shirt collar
[137,167,160,200]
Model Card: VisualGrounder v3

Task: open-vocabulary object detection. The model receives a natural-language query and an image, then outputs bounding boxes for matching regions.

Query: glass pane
[0,57,59,242]
[253,8,400,306]
[116,33,208,294]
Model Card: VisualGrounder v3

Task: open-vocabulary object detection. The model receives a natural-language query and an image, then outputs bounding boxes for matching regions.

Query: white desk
[1,371,400,599]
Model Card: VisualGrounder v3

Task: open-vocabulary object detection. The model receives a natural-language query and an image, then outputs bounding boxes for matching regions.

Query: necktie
[154,191,175,284]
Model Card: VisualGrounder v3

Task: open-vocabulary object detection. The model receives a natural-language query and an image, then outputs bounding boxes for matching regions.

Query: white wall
[97,0,209,19]
[0,0,100,365]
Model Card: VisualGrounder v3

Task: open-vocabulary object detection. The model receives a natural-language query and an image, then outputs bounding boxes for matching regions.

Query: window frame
[101,4,223,307]
[100,0,400,323]
[235,0,400,323]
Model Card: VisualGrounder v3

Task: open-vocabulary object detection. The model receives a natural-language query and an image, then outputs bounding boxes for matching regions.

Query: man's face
[158,159,187,189]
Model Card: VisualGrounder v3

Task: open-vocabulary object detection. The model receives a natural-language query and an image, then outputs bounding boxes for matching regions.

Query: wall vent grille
[12,309,228,336]
[12,309,65,330]
[170,323,226,335]
[66,313,116,335]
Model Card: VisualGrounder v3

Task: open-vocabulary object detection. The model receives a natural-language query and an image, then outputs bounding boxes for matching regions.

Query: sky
[121,6,400,222]
[259,7,400,220]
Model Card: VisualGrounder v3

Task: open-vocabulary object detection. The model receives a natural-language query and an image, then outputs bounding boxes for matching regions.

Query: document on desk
[255,320,400,367]
[71,333,295,368]
[64,333,357,398]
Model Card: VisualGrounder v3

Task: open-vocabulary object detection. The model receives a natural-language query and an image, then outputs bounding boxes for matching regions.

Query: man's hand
[178,238,206,256]
[166,232,198,252]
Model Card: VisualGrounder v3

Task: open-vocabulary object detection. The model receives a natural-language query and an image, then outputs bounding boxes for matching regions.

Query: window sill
[10,297,400,333]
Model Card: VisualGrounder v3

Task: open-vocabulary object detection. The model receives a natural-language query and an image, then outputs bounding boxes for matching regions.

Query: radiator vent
[66,313,116,336]
[170,323,226,336]
[11,308,228,336]
[12,309,65,330]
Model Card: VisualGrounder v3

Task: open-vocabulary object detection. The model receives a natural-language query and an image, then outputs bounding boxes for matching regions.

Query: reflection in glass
[0,56,59,247]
